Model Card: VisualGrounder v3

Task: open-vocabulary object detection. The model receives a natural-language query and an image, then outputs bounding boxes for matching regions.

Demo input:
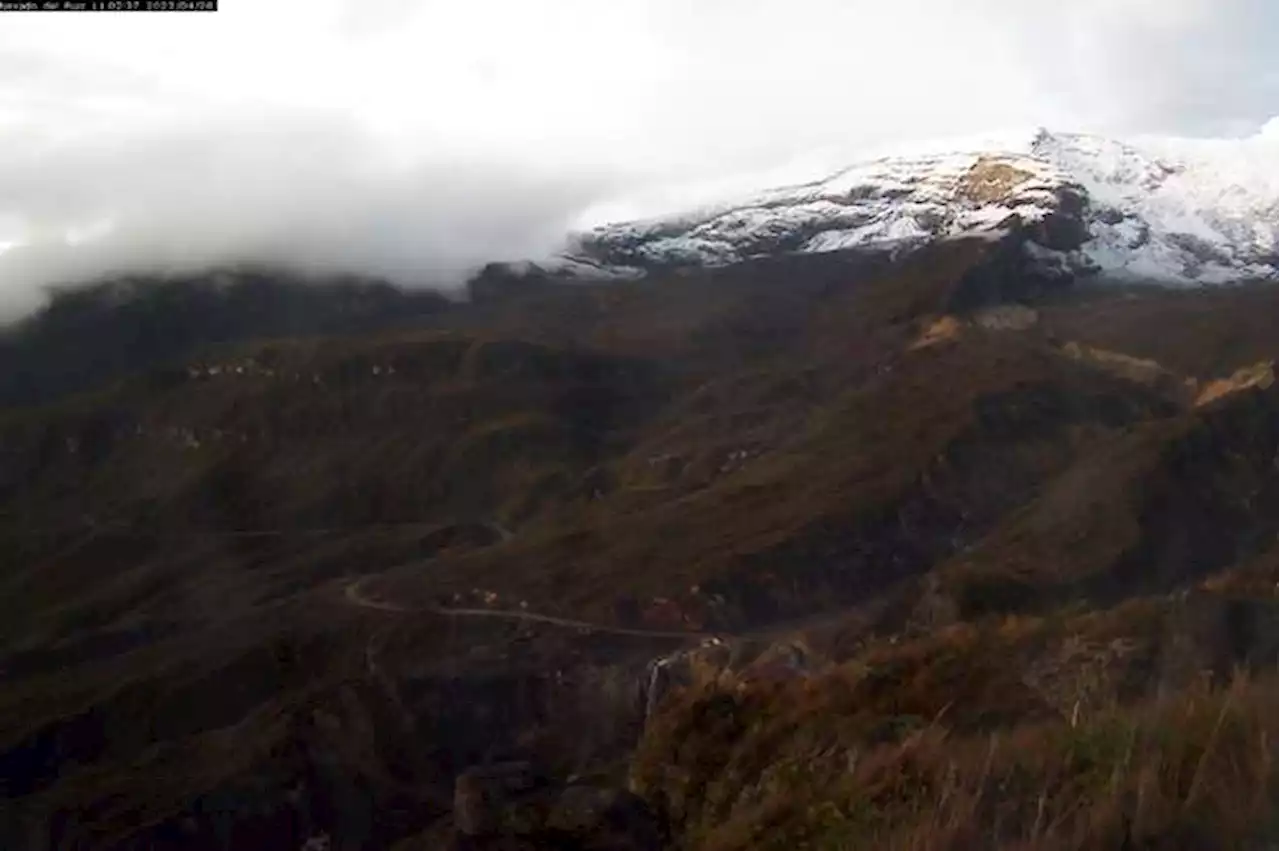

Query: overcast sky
[0,0,1275,316]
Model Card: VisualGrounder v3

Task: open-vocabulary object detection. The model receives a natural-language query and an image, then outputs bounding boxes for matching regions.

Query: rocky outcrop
[639,637,824,723]
[946,226,1068,311]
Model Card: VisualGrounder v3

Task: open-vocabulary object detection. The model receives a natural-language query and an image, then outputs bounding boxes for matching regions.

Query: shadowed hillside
[0,270,451,409]
[0,237,1274,850]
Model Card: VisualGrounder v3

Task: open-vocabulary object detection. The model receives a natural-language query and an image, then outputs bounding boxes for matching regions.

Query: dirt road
[341,577,711,641]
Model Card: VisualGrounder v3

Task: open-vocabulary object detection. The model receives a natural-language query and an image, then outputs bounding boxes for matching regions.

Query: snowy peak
[1028,131,1278,283]
[565,143,1086,271]
[539,128,1278,286]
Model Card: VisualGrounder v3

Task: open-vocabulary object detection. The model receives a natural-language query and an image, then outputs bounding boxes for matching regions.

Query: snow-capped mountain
[532,128,1279,285]
[1032,130,1277,283]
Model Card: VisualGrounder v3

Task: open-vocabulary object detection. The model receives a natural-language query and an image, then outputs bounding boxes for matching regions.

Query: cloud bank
[0,0,1275,318]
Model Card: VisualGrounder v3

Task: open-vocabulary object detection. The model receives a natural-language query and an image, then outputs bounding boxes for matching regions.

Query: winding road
[337,517,866,645]
[341,576,714,641]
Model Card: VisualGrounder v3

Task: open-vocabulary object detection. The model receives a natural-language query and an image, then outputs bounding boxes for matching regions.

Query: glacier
[533,126,1279,286]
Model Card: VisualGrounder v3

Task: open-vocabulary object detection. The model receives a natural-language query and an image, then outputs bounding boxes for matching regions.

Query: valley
[0,229,1275,850]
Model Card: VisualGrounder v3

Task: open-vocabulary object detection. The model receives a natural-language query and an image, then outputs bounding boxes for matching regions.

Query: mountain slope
[0,241,1274,850]
[532,128,1278,286]
[0,270,450,409]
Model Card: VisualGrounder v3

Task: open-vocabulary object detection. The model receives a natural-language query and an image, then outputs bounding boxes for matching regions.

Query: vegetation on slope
[0,238,1273,849]
[633,585,1277,851]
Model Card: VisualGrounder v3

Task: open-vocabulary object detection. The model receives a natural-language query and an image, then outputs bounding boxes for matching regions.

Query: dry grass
[909,316,964,350]
[634,581,1278,849]
[0,253,1273,848]
[634,646,1276,851]
[1195,361,1277,408]
[1060,340,1185,393]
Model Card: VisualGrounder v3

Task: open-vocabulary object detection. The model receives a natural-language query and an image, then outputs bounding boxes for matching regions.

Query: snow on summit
[548,125,1279,286]
[1031,130,1279,283]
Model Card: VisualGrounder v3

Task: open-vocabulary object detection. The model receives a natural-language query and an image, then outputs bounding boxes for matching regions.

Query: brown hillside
[0,240,1274,849]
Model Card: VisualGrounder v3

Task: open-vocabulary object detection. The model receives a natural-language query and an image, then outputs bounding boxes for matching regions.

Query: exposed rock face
[639,637,825,723]
[641,640,733,721]
[946,225,1065,310]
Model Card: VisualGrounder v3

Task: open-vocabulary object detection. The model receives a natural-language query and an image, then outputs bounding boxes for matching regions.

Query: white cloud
[0,0,1274,317]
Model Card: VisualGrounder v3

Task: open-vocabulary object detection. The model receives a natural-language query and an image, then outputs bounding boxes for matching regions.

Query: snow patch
[1027,131,1277,282]
[527,127,1278,286]
[563,145,1084,272]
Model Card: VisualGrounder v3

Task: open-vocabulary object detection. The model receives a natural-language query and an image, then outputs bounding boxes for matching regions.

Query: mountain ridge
[521,127,1278,286]
[0,237,1273,849]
